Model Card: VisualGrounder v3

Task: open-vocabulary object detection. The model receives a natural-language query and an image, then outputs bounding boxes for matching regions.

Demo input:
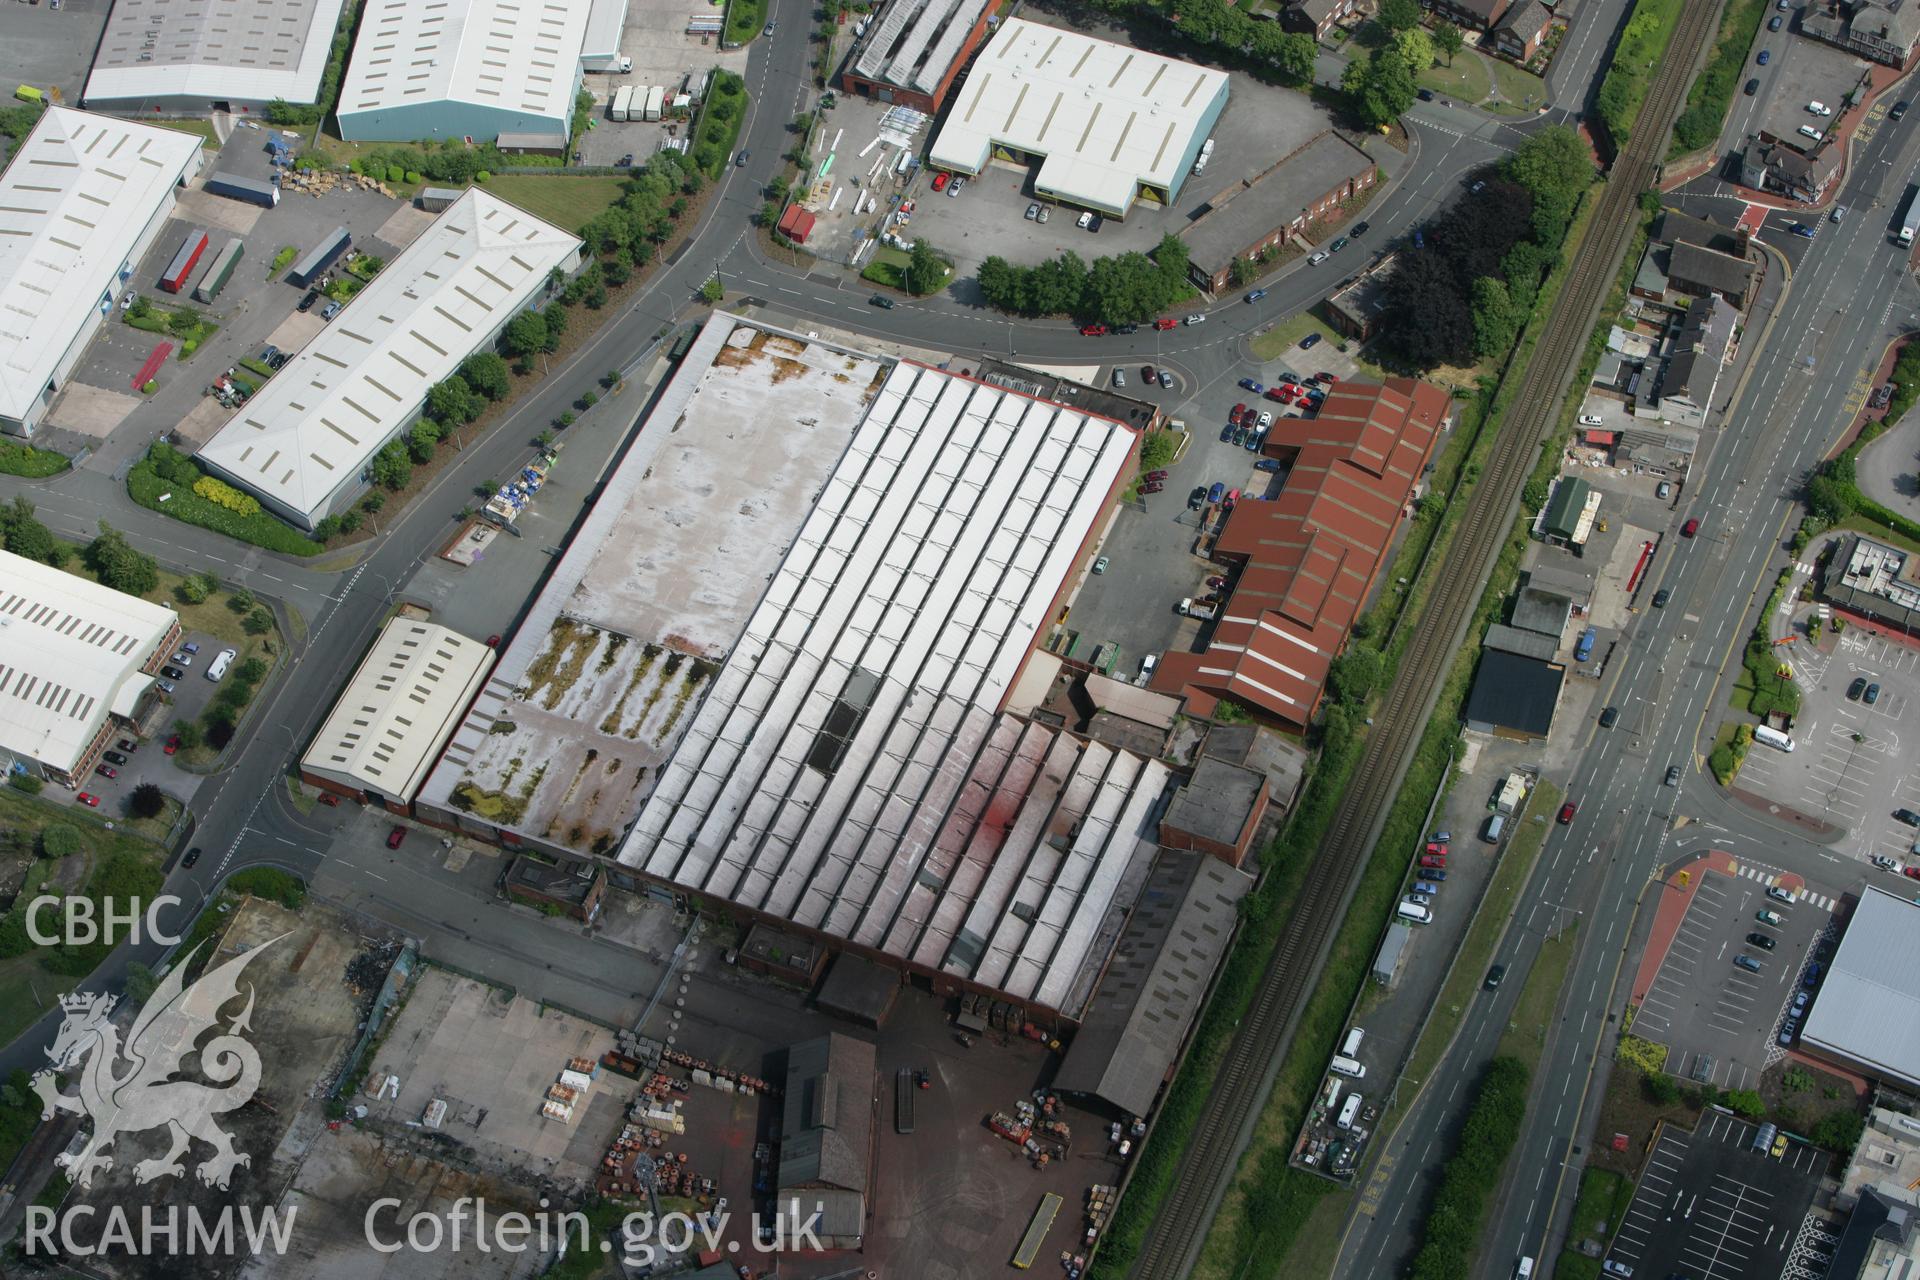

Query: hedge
[193,474,263,517]
[1406,1057,1532,1280]
[0,440,70,478]
[225,867,306,910]
[129,443,322,557]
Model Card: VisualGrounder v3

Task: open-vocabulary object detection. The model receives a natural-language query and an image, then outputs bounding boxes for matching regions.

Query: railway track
[1127,5,1727,1278]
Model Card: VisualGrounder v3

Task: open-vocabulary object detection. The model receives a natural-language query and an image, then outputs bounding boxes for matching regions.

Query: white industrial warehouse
[0,549,181,788]
[299,617,496,810]
[620,346,1163,1016]
[83,0,350,116]
[1798,885,1920,1092]
[334,0,595,144]
[196,189,580,530]
[926,17,1230,218]
[0,107,204,438]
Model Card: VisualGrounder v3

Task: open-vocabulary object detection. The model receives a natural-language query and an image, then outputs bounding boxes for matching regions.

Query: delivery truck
[159,231,210,293]
[644,84,664,121]
[204,171,279,208]
[288,226,350,286]
[611,85,634,121]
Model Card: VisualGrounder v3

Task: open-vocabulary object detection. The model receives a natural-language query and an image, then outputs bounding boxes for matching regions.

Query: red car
[931,172,950,192]
[76,793,100,808]
[1425,841,1446,855]
[1080,323,1109,337]
[485,634,502,648]
[1419,854,1447,869]
[1316,372,1338,383]
[1146,469,1169,481]
[1230,403,1248,425]
[1905,866,1920,881]
[1153,317,1178,330]
[1226,488,1241,503]
[163,735,180,755]
[1143,481,1164,493]
[386,826,406,849]
[1681,517,1700,537]
[1557,801,1578,825]
[1206,575,1226,588]
[1264,387,1288,403]
[96,765,117,779]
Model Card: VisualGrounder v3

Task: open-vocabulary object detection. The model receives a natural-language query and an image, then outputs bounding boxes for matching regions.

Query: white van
[206,648,236,682]
[1341,1027,1366,1058]
[1329,1055,1366,1080]
[1139,653,1158,683]
[1515,1258,1535,1280]
[1336,1093,1363,1131]
[1396,900,1433,926]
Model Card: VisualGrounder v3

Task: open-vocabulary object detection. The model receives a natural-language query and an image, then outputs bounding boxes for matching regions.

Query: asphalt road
[1332,72,1920,1280]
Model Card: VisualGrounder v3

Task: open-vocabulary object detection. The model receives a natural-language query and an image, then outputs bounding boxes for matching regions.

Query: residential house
[1431,0,1511,31]
[1666,239,1756,309]
[1801,0,1920,67]
[1284,0,1360,40]
[1492,0,1554,59]
[1740,137,1842,203]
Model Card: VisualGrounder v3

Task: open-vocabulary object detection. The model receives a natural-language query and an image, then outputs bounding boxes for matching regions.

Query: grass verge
[151,118,220,148]
[724,0,768,45]
[128,442,323,557]
[1669,0,1770,157]
[1555,1165,1633,1280]
[691,72,748,178]
[1496,920,1580,1070]
[861,246,911,290]
[1596,0,1687,150]
[1416,52,1494,104]
[482,175,630,234]
[0,440,70,478]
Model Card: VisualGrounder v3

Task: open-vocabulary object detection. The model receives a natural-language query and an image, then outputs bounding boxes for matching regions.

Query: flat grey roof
[1052,851,1252,1116]
[1800,886,1920,1090]
[1161,757,1265,846]
[1463,650,1563,737]
[1484,623,1560,662]
[1510,585,1572,636]
[1179,133,1374,268]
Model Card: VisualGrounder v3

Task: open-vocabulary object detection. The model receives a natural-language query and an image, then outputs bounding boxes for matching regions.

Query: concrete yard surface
[360,967,616,1186]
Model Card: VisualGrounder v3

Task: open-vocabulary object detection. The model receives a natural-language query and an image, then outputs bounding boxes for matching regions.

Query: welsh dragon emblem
[32,937,283,1190]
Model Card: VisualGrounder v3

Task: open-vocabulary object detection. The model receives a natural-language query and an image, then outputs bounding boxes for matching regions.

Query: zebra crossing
[1728,862,1836,911]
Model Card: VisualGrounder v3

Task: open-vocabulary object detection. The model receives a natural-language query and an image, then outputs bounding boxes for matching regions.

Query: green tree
[699,277,724,303]
[128,782,167,819]
[244,605,274,635]
[460,351,512,401]
[172,719,204,751]
[1272,31,1318,86]
[1378,0,1422,30]
[124,961,159,1004]
[1229,257,1259,289]
[84,523,159,597]
[1433,21,1465,66]
[370,439,412,490]
[1392,26,1434,71]
[175,572,213,605]
[540,303,566,353]
[500,310,549,359]
[1327,647,1383,705]
[407,420,439,464]
[1470,276,1521,358]
[0,496,60,565]
[1344,50,1418,129]
[1503,125,1592,242]
[904,240,947,295]
[39,823,83,858]
[1140,431,1177,470]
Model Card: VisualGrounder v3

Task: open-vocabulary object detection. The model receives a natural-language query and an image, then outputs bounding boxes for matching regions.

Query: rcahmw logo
[25,935,300,1258]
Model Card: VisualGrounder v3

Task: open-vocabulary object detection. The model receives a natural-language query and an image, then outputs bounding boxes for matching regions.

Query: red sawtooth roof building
[1153,378,1451,729]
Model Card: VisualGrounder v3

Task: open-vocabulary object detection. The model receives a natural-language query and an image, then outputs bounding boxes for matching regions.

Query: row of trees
[261,0,358,126]
[0,496,64,567]
[1344,1,1468,129]
[977,235,1196,327]
[1406,1056,1531,1280]
[1080,0,1317,87]
[1379,125,1591,368]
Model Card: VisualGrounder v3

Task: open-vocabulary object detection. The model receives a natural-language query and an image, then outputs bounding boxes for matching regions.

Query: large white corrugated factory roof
[927,18,1227,214]
[338,0,592,130]
[621,354,1167,1015]
[0,550,177,775]
[196,189,579,525]
[85,0,349,107]
[300,618,495,802]
[0,107,203,424]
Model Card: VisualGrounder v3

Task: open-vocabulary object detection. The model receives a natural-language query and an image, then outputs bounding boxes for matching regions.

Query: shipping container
[159,231,210,293]
[204,170,280,208]
[288,226,350,286]
[644,85,665,121]
[192,237,245,303]
[611,85,635,121]
[418,186,462,212]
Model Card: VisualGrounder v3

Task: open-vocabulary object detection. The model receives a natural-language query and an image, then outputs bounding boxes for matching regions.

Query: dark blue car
[1239,378,1265,393]
[1207,482,1225,504]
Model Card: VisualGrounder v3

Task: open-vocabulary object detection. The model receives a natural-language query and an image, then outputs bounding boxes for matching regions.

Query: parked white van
[1336,1093,1363,1130]
[1329,1055,1366,1080]
[1341,1027,1365,1058]
[206,648,236,682]
[1396,900,1433,925]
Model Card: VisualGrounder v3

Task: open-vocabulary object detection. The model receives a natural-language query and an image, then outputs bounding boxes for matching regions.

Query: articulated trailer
[192,237,245,302]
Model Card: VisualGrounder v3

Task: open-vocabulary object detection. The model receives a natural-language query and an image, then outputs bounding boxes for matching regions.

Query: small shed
[777,204,817,244]
[1373,923,1412,986]
[418,186,463,212]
